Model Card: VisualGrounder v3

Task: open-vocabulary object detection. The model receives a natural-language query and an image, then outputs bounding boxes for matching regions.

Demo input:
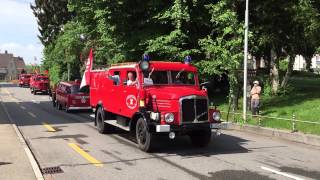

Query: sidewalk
[0,99,36,179]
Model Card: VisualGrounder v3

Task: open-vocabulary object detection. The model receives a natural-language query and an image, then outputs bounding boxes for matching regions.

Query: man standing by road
[250,80,261,116]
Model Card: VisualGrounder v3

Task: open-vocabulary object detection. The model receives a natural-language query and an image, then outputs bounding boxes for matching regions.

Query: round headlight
[212,111,221,121]
[164,113,174,123]
[139,61,150,71]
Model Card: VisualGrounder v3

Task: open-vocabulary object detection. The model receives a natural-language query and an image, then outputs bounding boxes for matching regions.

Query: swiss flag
[80,49,93,89]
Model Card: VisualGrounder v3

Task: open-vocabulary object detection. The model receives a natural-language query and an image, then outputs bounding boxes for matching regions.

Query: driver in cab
[127,72,138,86]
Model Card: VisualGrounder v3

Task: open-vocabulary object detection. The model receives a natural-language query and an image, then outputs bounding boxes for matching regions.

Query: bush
[262,80,273,97]
[277,84,294,96]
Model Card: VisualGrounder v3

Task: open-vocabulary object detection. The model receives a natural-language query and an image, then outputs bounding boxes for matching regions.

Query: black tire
[52,98,56,107]
[65,106,70,113]
[96,107,113,134]
[136,118,153,152]
[189,129,212,147]
[56,101,62,110]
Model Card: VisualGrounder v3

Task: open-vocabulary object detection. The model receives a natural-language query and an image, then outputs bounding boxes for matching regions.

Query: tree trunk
[305,56,312,72]
[270,48,279,94]
[281,55,295,88]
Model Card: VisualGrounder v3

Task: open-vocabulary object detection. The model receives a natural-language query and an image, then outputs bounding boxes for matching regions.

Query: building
[0,50,26,80]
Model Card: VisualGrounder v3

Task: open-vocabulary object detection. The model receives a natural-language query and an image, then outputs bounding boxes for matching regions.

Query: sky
[0,0,43,65]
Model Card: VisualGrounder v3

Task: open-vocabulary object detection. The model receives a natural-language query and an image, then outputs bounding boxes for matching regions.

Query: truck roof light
[184,55,192,64]
[142,54,150,62]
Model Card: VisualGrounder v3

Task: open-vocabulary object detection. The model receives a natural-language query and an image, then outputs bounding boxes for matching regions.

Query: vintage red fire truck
[53,80,90,112]
[81,51,226,152]
[30,74,50,95]
[18,74,32,87]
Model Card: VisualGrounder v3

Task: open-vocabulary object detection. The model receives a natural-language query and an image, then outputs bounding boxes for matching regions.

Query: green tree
[31,0,72,45]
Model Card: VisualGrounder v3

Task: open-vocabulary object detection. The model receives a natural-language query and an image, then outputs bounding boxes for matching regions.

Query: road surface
[1,83,319,180]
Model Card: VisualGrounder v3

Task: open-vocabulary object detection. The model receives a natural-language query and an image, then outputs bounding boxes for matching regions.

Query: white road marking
[31,100,40,104]
[261,166,305,180]
[20,106,26,110]
[28,112,37,118]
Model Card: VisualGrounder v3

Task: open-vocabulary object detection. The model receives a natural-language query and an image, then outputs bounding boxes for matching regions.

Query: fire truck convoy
[30,74,50,95]
[81,51,226,152]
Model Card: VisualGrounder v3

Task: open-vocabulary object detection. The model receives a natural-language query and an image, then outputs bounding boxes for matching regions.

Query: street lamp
[243,0,249,121]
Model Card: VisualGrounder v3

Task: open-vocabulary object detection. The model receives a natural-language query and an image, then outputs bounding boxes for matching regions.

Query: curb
[227,123,320,147]
[0,88,44,180]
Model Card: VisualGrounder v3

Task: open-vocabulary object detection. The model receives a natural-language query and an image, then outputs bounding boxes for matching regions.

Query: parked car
[18,74,32,87]
[55,80,90,112]
[30,74,50,95]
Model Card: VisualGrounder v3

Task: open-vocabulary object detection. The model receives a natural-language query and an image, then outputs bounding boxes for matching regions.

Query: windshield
[36,77,48,81]
[21,75,31,78]
[171,71,195,85]
[144,70,196,86]
[70,85,80,94]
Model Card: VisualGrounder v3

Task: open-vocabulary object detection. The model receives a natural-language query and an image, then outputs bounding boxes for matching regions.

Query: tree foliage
[32,0,320,109]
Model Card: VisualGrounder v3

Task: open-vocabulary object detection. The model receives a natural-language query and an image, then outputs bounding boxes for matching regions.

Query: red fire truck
[30,74,50,95]
[82,51,226,152]
[18,74,32,87]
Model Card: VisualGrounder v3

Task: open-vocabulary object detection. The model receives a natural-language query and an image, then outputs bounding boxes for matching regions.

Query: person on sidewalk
[250,80,261,116]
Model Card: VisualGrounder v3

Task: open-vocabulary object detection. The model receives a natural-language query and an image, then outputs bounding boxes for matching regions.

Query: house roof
[14,57,26,69]
[0,53,13,68]
[0,51,26,71]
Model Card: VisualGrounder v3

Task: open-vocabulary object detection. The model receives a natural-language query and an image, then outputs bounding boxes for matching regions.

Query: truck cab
[90,59,224,152]
[19,74,31,87]
[54,80,90,112]
[30,74,50,95]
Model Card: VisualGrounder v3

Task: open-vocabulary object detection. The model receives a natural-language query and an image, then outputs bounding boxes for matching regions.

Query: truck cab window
[127,71,137,86]
[147,71,168,85]
[110,71,120,85]
[171,71,195,85]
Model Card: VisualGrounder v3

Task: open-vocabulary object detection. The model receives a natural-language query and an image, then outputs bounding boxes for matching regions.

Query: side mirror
[200,81,210,90]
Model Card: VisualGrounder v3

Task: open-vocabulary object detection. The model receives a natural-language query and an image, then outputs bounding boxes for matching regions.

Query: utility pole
[243,0,249,121]
[67,63,70,81]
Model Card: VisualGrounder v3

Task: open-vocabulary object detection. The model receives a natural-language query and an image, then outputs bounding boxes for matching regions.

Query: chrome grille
[180,96,208,124]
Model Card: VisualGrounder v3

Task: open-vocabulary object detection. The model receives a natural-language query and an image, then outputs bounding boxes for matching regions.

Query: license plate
[210,122,228,129]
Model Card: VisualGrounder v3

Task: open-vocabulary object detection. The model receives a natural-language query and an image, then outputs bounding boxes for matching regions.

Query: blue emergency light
[140,54,150,71]
[142,54,150,61]
[184,55,192,64]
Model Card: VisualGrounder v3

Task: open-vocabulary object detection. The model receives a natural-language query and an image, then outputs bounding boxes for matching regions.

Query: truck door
[121,69,139,118]
[108,70,122,114]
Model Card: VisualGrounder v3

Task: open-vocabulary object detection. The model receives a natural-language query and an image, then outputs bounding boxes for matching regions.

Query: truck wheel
[189,129,212,147]
[52,99,56,107]
[136,118,153,152]
[56,102,62,110]
[96,107,113,134]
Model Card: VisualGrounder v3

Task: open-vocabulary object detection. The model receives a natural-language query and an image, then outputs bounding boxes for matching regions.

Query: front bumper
[153,122,228,133]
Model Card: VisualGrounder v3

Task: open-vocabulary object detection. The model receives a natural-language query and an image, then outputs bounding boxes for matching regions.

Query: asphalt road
[1,82,320,180]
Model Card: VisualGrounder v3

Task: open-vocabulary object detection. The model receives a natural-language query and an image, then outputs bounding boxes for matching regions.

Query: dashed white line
[20,106,26,110]
[28,112,37,118]
[31,100,40,104]
[261,166,305,180]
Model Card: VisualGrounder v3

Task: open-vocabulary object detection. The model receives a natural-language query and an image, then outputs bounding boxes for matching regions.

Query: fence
[217,110,320,134]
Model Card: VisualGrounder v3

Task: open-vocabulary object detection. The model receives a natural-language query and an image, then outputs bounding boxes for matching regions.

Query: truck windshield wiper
[175,69,185,79]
